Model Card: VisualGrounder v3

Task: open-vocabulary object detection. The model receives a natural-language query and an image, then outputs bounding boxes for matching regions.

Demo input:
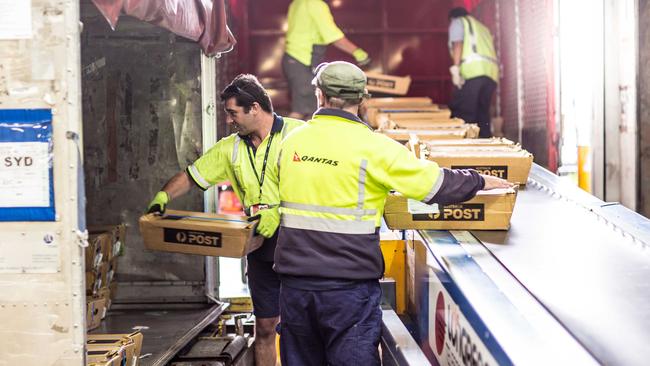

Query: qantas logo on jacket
[292,152,339,166]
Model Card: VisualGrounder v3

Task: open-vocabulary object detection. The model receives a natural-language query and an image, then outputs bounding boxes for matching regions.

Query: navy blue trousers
[279,280,382,366]
[449,76,497,138]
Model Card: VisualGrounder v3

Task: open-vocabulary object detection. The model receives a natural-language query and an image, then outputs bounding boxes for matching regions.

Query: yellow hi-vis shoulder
[278,113,444,232]
[187,116,303,211]
[459,16,499,82]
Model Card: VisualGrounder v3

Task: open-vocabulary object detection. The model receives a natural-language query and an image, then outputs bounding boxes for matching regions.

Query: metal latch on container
[75,229,89,248]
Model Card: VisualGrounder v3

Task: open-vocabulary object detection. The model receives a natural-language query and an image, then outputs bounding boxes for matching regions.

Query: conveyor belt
[470,164,650,366]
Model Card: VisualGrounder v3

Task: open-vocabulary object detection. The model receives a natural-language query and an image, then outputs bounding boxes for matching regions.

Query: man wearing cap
[283,0,371,120]
[273,61,512,365]
[146,74,303,366]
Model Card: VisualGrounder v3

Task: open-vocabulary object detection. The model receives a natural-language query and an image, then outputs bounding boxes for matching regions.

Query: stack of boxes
[363,97,480,141]
[384,137,533,230]
[87,332,144,366]
[85,224,125,330]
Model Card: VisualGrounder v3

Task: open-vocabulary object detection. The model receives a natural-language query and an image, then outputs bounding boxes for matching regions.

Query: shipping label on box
[139,210,264,258]
[384,189,517,230]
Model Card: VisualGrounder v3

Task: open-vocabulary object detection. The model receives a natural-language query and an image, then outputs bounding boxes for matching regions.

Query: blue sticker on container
[0,109,55,221]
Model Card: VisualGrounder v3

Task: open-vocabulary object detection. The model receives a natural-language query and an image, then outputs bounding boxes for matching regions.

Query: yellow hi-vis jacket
[459,16,499,82]
[275,109,456,280]
[285,0,345,66]
[187,114,303,212]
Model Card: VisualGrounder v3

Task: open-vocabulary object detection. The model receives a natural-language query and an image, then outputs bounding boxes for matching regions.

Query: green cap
[312,61,370,99]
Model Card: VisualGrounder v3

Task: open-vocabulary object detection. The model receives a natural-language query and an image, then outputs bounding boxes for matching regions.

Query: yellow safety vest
[275,109,444,279]
[187,115,304,212]
[459,16,499,82]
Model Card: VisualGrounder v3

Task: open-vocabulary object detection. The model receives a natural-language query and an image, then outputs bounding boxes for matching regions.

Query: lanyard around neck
[246,132,275,201]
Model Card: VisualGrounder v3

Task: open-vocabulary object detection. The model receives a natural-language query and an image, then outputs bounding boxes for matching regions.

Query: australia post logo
[163,228,222,248]
[292,152,339,166]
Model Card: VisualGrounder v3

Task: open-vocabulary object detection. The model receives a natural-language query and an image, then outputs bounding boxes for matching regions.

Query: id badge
[249,204,269,216]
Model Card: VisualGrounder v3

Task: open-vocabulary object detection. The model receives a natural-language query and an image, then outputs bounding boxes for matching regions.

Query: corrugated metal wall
[480,0,557,169]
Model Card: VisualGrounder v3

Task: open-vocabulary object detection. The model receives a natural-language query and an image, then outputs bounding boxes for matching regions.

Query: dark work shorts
[246,256,281,318]
[282,53,317,116]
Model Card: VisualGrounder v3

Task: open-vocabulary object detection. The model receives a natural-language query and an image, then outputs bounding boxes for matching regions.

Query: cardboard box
[383,188,517,230]
[86,295,108,330]
[89,224,127,258]
[84,239,104,272]
[381,129,466,142]
[425,148,533,184]
[380,111,452,121]
[392,119,465,130]
[86,270,101,296]
[365,72,411,95]
[365,97,432,108]
[87,332,144,366]
[406,239,428,317]
[139,210,264,258]
[109,281,117,298]
[97,286,112,311]
[86,350,123,366]
[367,106,444,129]
[426,145,523,154]
[380,124,480,142]
[88,233,113,262]
[423,137,516,147]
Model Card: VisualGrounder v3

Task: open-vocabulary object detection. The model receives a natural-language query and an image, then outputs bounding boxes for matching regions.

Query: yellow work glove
[248,206,280,238]
[353,48,371,67]
[147,191,169,214]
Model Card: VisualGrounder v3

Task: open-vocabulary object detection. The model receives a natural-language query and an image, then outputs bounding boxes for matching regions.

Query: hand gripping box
[383,188,518,230]
[139,209,264,258]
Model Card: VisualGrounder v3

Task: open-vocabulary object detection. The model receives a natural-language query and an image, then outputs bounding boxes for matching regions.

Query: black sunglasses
[223,84,257,102]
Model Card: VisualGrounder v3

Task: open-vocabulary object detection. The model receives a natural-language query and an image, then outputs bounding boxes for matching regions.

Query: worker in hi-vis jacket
[147,74,303,366]
[448,6,499,138]
[273,61,513,365]
[283,0,371,120]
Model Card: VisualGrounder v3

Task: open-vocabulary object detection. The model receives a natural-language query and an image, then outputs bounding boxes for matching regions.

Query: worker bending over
[147,74,303,366]
[283,0,371,119]
[448,6,499,138]
[274,61,512,365]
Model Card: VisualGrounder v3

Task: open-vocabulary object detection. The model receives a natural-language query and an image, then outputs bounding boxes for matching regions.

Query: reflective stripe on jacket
[275,109,446,280]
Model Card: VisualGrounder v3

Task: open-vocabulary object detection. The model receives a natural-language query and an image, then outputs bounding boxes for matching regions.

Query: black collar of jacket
[314,108,371,129]
[241,113,284,151]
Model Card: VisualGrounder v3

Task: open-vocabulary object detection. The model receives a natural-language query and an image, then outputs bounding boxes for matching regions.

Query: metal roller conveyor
[412,164,650,366]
